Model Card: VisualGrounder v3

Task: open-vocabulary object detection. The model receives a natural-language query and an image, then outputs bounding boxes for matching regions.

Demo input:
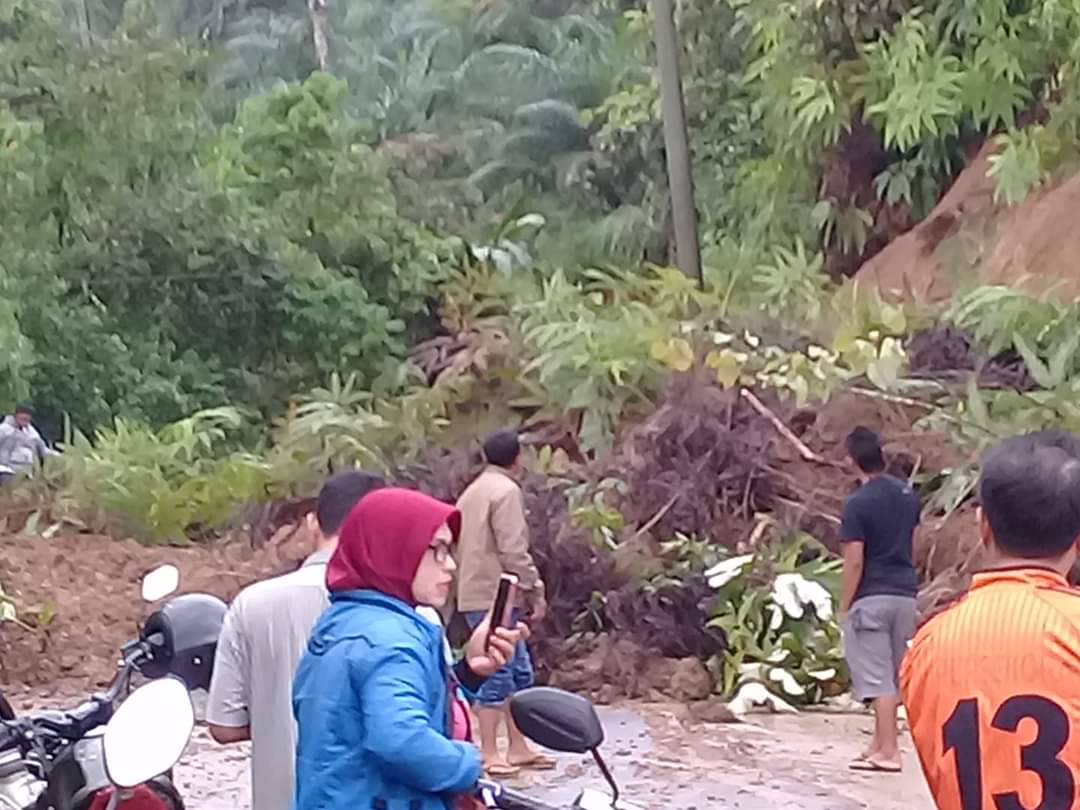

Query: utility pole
[652,0,703,288]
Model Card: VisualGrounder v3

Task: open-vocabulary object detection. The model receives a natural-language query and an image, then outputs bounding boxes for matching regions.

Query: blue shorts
[463,610,534,706]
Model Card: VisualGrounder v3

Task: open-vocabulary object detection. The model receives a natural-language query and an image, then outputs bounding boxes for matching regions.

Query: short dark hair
[846,426,885,473]
[316,470,386,535]
[978,430,1080,558]
[13,404,32,417]
[483,429,521,468]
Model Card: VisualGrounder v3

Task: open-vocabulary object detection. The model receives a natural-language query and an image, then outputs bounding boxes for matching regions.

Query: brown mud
[0,529,313,693]
[860,140,1080,303]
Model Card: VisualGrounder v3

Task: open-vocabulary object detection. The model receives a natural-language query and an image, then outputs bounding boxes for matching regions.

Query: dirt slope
[860,142,1080,302]
[0,530,311,696]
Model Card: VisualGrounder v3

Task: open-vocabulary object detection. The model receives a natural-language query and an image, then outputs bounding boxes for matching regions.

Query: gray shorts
[841,595,917,702]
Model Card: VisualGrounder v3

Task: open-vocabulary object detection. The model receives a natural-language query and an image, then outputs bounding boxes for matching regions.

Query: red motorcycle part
[86,784,176,810]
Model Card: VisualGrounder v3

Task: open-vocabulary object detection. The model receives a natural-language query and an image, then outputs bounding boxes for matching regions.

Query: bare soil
[859,141,1080,302]
[0,529,312,695]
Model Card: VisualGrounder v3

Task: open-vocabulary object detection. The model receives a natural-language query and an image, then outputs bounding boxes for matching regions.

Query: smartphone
[487,573,519,645]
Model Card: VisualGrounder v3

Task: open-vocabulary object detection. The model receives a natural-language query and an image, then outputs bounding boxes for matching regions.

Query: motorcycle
[475,687,644,810]
[0,565,227,810]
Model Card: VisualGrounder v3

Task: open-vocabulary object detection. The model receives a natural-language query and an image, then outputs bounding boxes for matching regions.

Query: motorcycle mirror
[103,677,194,788]
[141,565,180,602]
[510,687,604,754]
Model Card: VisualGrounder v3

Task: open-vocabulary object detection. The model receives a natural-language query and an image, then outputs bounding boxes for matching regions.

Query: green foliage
[724,0,1080,249]
[1,4,454,430]
[920,292,1080,520]
[516,270,673,452]
[988,129,1047,205]
[268,372,459,488]
[945,286,1080,361]
[652,309,909,408]
[705,531,847,702]
[859,14,965,152]
[648,532,725,590]
[209,73,452,384]
[564,476,627,549]
[55,408,271,543]
[753,240,827,322]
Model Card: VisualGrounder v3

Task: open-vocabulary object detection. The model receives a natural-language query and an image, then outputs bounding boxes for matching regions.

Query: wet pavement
[175,701,934,810]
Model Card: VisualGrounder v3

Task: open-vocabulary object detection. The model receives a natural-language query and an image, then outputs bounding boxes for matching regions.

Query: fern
[987,129,1046,205]
[945,286,1071,355]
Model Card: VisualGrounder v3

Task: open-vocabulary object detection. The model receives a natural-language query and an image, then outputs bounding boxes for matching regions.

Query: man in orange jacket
[901,430,1080,810]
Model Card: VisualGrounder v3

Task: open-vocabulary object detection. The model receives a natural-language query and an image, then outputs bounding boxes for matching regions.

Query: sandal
[849,758,902,773]
[508,753,557,771]
[484,761,521,777]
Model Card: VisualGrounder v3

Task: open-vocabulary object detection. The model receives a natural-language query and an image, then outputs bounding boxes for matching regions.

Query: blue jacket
[292,590,481,810]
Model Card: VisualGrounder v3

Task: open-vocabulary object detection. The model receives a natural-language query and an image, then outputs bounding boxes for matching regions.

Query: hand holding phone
[486,573,519,647]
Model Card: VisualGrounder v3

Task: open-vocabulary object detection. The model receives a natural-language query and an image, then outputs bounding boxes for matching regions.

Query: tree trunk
[308,0,329,71]
[652,0,702,288]
[76,0,92,47]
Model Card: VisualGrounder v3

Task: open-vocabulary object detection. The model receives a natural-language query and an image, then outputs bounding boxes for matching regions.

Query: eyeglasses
[429,544,454,565]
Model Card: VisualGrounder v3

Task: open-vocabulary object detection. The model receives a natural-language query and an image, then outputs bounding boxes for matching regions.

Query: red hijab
[326,487,461,604]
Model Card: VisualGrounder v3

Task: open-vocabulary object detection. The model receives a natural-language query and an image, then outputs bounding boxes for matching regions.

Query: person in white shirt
[0,404,56,483]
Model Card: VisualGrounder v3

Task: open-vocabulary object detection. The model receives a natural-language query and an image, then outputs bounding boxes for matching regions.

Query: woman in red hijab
[292,488,521,810]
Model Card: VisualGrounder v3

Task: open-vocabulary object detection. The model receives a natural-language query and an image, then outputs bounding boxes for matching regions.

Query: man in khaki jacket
[456,429,552,776]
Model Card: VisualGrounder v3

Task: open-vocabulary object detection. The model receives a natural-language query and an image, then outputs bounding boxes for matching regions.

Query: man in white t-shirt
[207,472,521,810]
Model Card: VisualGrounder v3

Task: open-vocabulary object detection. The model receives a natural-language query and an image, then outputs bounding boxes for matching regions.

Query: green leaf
[651,338,694,372]
[1012,332,1055,389]
[706,349,744,389]
[966,376,991,429]
[1048,331,1080,388]
[866,337,906,390]
[879,303,907,334]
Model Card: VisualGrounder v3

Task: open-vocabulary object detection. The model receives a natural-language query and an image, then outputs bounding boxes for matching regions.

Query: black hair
[13,404,32,417]
[316,470,386,535]
[846,426,885,473]
[483,429,521,469]
[978,430,1080,558]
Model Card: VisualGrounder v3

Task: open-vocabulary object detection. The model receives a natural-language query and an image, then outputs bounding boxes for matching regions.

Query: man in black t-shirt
[839,426,920,774]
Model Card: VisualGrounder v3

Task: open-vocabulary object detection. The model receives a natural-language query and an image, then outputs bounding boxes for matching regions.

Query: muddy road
[175,702,933,810]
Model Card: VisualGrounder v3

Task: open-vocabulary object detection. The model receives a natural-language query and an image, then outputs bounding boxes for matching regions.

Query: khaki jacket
[454,465,544,613]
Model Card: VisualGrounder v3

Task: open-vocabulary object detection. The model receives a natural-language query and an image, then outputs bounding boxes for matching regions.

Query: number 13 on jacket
[900,569,1080,810]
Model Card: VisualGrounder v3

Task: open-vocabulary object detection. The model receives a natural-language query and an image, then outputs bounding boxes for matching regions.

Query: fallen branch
[632,489,684,539]
[849,386,998,436]
[739,389,823,463]
[849,386,940,412]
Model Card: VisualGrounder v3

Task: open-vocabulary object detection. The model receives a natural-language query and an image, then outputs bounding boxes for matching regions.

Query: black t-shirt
[839,474,920,601]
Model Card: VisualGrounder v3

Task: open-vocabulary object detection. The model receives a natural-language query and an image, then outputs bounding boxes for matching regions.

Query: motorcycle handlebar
[0,721,18,753]
[476,780,561,810]
[102,660,135,703]
[0,660,134,754]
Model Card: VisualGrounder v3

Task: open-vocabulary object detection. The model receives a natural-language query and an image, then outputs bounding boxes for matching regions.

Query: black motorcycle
[0,565,226,810]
